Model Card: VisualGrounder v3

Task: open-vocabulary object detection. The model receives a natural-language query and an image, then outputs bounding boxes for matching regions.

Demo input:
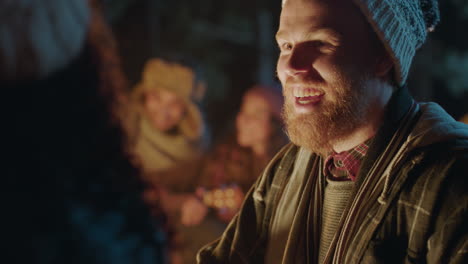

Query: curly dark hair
[3,7,168,264]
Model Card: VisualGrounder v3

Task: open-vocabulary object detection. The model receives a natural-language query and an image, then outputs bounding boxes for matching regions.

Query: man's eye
[280,43,293,51]
[314,41,325,46]
[311,41,336,52]
[311,41,328,48]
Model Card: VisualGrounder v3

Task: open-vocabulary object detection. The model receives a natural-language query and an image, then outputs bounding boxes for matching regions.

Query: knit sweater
[319,179,355,263]
[134,116,201,174]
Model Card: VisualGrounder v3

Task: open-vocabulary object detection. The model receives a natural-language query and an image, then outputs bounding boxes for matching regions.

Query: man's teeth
[298,98,315,104]
[293,90,322,97]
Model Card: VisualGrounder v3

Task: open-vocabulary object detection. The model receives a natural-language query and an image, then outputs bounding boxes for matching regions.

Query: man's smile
[291,87,324,110]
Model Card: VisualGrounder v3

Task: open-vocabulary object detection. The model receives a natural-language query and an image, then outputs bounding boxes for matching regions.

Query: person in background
[235,85,287,180]
[174,85,288,263]
[125,57,209,264]
[128,58,209,182]
[198,0,468,263]
[3,0,168,263]
[182,85,287,224]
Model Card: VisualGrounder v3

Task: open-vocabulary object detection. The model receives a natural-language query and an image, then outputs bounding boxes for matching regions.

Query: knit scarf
[134,116,199,174]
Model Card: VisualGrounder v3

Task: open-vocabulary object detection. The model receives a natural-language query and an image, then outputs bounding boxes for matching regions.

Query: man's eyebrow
[276,28,342,43]
[306,28,342,42]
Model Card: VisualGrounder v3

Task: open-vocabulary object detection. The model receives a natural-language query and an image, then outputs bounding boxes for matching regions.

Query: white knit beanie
[352,0,440,86]
[0,0,90,81]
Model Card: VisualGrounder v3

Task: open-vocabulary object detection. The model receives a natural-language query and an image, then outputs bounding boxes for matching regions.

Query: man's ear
[375,52,393,78]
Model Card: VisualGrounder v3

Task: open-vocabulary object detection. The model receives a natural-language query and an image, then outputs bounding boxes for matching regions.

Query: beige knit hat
[351,0,440,86]
[139,58,198,99]
[0,0,90,81]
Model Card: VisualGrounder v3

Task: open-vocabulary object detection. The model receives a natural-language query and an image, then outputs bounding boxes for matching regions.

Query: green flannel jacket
[197,87,468,263]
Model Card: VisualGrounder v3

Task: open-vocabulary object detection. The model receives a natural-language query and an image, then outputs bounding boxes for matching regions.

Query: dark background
[102,0,468,140]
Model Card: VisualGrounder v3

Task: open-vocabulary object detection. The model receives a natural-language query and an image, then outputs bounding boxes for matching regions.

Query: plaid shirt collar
[323,139,371,181]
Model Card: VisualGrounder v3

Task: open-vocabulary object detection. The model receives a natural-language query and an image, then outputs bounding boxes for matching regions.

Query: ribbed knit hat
[0,0,90,81]
[351,0,440,86]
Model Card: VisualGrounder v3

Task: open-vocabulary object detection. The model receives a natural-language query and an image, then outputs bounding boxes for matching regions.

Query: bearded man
[197,0,468,263]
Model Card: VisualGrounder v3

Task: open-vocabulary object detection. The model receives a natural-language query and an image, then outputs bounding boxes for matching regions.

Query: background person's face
[277,0,389,154]
[144,89,186,132]
[236,94,272,148]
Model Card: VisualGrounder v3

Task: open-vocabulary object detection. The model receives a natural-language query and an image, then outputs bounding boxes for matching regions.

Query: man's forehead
[279,0,346,29]
[281,0,353,16]
[281,0,355,15]
[278,0,366,31]
[282,0,341,7]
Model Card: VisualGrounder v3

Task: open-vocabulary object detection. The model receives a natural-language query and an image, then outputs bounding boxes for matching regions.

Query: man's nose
[284,45,317,77]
